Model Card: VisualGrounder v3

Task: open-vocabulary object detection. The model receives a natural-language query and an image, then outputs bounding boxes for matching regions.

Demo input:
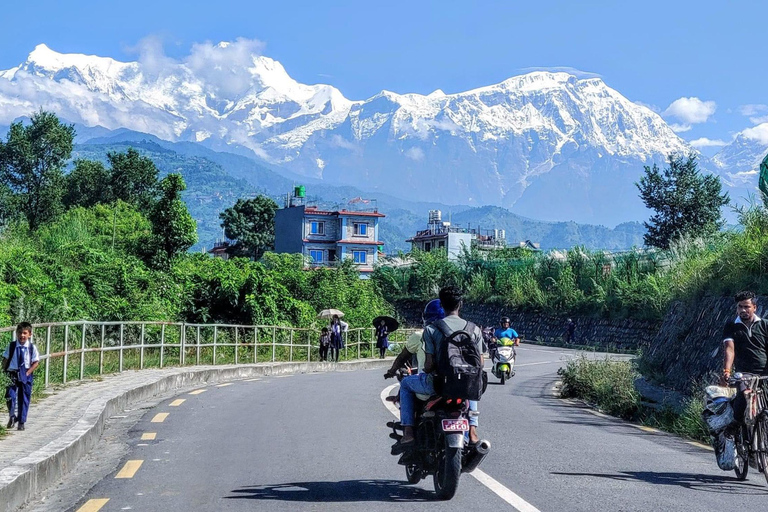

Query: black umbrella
[372,315,399,332]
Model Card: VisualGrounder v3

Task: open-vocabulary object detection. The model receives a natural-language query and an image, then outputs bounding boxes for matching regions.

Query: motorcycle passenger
[385,299,445,381]
[392,286,483,455]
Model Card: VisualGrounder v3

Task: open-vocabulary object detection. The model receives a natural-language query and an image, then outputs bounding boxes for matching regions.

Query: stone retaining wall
[392,300,659,352]
[640,296,766,393]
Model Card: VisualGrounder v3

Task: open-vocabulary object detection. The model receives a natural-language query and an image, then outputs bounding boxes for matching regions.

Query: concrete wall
[392,300,659,352]
[303,214,340,242]
[447,232,472,260]
[274,205,305,254]
[340,216,377,242]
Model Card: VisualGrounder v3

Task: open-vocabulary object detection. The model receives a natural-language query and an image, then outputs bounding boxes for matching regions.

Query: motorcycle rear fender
[445,432,465,449]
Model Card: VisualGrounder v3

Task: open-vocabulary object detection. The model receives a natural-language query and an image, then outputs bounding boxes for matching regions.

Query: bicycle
[729,374,768,482]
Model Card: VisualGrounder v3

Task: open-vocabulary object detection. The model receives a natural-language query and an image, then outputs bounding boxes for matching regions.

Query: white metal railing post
[289,329,294,361]
[357,330,361,359]
[160,324,166,368]
[213,325,218,365]
[99,324,105,374]
[344,331,348,360]
[140,323,145,369]
[235,327,239,365]
[196,326,201,365]
[180,323,185,366]
[370,328,375,359]
[119,324,124,372]
[272,327,276,362]
[307,330,311,362]
[63,325,69,384]
[80,322,86,380]
[254,327,258,363]
[44,325,51,387]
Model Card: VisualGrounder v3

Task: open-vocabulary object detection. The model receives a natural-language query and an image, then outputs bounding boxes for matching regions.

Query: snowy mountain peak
[0,44,697,224]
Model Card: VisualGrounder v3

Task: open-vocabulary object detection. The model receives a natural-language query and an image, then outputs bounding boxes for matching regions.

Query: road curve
[66,345,768,511]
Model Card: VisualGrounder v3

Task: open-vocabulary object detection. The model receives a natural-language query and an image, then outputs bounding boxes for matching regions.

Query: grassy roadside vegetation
[558,356,709,442]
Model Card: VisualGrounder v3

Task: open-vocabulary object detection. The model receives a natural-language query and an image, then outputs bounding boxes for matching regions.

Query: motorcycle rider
[392,286,483,455]
[385,299,445,381]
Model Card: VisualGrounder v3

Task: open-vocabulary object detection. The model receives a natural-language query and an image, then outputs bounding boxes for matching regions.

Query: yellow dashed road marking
[141,432,156,440]
[189,389,207,395]
[687,441,714,451]
[169,399,186,407]
[216,383,233,387]
[245,378,262,382]
[636,425,659,433]
[115,460,144,478]
[76,499,109,512]
[151,413,169,423]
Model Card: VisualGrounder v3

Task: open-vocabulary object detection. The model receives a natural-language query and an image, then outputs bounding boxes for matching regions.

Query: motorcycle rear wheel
[433,447,462,500]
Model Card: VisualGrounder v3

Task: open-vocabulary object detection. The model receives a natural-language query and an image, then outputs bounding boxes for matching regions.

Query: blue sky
[1,0,765,153]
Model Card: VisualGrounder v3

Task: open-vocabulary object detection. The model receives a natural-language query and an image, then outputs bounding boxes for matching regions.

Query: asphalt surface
[65,345,768,511]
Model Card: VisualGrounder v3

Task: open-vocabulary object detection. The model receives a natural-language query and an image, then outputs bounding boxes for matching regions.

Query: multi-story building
[407,210,508,260]
[274,188,385,276]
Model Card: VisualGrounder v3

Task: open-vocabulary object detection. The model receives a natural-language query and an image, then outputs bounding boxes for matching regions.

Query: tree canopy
[0,111,74,230]
[636,154,729,249]
[219,196,278,259]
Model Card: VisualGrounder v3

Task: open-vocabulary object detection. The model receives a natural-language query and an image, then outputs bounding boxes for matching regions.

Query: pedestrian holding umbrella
[326,313,348,362]
[373,316,398,359]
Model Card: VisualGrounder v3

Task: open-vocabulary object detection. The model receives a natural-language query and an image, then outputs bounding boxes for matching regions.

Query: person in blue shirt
[494,316,519,344]
[2,322,40,431]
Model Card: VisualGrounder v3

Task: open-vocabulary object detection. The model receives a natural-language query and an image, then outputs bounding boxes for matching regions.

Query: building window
[309,250,324,263]
[354,222,368,236]
[353,250,366,264]
[310,221,325,235]
[438,240,446,248]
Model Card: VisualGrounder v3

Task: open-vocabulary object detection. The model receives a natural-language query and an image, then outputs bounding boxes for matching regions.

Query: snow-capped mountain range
[0,43,760,224]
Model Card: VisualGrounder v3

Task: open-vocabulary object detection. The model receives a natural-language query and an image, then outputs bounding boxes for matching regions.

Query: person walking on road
[566,318,576,343]
[376,319,389,359]
[2,322,39,431]
[329,315,348,363]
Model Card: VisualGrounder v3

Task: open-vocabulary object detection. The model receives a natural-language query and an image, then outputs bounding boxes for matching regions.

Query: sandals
[391,439,415,455]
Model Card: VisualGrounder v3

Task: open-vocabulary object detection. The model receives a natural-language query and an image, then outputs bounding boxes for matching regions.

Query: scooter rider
[391,287,483,455]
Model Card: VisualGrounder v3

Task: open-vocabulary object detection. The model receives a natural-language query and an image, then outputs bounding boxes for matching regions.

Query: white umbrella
[317,309,345,320]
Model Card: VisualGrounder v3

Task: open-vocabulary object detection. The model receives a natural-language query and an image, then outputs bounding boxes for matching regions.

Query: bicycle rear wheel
[735,425,750,481]
[757,418,768,483]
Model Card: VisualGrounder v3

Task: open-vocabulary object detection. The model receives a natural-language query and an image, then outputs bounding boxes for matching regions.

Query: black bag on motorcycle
[433,320,484,401]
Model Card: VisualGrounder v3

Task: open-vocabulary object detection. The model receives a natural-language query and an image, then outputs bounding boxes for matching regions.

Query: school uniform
[3,340,39,427]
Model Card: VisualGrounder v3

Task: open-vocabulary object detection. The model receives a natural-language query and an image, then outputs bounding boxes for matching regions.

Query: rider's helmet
[500,316,511,325]
[423,299,446,326]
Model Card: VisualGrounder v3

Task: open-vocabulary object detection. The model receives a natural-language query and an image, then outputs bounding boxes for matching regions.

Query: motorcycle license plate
[441,419,469,432]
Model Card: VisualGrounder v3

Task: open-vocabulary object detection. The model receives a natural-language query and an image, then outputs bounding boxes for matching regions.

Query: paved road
[64,346,768,511]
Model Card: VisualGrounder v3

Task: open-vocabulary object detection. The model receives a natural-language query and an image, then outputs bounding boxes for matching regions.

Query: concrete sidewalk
[0,359,391,512]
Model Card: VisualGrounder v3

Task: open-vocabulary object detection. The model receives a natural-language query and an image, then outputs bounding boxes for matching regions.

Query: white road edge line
[380,384,541,512]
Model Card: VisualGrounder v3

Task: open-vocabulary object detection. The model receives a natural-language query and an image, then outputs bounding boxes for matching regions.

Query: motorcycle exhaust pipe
[462,439,491,473]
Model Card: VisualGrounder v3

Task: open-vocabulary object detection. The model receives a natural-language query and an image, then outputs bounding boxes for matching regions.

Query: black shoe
[7,416,16,429]
[391,439,415,455]
[17,423,25,431]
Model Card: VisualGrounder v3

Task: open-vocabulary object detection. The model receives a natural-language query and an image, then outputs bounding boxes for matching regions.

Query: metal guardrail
[0,321,419,388]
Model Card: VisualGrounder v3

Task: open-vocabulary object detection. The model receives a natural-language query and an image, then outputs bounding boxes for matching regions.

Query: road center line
[115,459,144,478]
[189,389,207,395]
[216,382,233,387]
[141,432,157,440]
[76,499,109,512]
[151,413,169,423]
[169,399,186,407]
[515,360,571,367]
[380,384,541,511]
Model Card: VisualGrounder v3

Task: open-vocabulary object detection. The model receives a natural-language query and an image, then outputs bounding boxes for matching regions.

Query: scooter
[491,338,516,385]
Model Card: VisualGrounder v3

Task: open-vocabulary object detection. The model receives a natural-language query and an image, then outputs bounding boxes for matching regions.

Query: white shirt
[2,340,39,371]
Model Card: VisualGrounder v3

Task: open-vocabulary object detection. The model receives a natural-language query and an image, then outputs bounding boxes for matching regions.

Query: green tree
[149,174,197,263]
[0,111,74,230]
[63,159,112,209]
[108,148,160,210]
[636,154,729,249]
[219,196,278,259]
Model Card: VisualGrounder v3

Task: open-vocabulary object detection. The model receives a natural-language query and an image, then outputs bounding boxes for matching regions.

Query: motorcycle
[491,338,516,385]
[385,370,491,500]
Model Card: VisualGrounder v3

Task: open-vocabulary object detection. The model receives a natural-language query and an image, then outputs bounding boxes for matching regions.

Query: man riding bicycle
[721,290,768,420]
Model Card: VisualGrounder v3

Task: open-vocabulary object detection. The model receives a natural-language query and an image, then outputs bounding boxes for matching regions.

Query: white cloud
[404,147,425,161]
[518,67,602,79]
[663,97,717,125]
[669,123,692,133]
[740,123,768,145]
[739,104,768,117]
[184,38,265,98]
[688,137,728,148]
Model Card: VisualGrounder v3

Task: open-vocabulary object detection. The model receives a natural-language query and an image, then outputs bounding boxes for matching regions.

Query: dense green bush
[559,355,640,418]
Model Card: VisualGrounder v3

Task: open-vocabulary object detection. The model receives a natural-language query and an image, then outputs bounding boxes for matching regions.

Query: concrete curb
[0,359,391,512]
